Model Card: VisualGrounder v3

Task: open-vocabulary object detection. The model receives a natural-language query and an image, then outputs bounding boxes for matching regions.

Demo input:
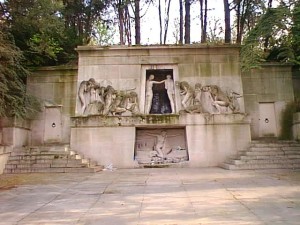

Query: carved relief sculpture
[179,81,242,114]
[135,129,188,165]
[77,78,140,116]
[78,78,97,114]
[179,81,194,109]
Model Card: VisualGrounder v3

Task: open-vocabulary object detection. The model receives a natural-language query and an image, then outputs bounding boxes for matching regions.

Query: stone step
[222,140,300,170]
[226,158,300,165]
[242,150,300,156]
[250,141,300,148]
[235,154,300,160]
[249,146,300,151]
[220,162,300,170]
[3,166,103,174]
[8,154,76,161]
[5,162,88,169]
[6,158,86,165]
[4,145,103,174]
[10,150,71,156]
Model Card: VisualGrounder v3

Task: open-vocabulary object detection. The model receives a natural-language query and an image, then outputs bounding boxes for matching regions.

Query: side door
[259,103,277,137]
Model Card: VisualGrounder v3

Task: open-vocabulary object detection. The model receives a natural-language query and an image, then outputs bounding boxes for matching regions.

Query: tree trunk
[118,0,124,45]
[268,0,273,8]
[223,0,231,43]
[134,0,141,45]
[124,5,131,45]
[200,0,204,42]
[200,0,208,43]
[204,0,207,42]
[264,1,273,50]
[179,0,183,44]
[185,0,191,44]
[158,0,162,44]
[163,0,172,44]
[236,0,241,44]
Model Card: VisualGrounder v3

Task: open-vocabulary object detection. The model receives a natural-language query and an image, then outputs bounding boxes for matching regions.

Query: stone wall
[27,66,77,145]
[241,64,294,139]
[293,112,300,140]
[0,118,30,147]
[70,114,251,168]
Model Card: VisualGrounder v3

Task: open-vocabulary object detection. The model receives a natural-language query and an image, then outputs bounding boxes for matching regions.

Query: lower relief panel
[135,128,188,165]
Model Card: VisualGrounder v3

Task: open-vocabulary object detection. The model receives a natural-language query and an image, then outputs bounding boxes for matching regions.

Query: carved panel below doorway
[135,128,188,165]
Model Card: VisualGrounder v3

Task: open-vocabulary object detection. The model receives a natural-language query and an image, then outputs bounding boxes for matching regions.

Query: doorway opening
[146,69,173,114]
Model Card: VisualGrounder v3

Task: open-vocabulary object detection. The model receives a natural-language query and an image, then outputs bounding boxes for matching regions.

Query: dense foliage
[241,1,300,70]
[0,30,41,118]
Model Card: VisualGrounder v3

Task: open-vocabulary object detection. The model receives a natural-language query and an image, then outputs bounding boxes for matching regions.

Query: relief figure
[78,78,97,114]
[163,75,176,113]
[145,74,164,114]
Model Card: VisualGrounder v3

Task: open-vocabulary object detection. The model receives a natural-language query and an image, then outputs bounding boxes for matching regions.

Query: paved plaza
[0,167,299,225]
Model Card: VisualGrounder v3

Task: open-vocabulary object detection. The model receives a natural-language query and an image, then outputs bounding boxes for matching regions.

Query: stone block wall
[241,64,294,139]
[27,66,77,145]
[0,118,30,147]
[293,112,300,140]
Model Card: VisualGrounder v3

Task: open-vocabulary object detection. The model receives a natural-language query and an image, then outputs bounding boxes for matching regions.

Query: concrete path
[0,168,299,225]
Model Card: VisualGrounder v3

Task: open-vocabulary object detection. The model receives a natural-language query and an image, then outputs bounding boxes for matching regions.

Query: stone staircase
[220,140,300,170]
[4,145,103,173]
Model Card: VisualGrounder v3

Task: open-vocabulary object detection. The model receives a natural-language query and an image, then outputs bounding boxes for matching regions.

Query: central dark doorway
[146,69,173,114]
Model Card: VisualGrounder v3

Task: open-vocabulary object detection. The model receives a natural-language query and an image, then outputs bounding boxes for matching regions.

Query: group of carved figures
[78,77,241,116]
[78,78,140,116]
[178,81,242,114]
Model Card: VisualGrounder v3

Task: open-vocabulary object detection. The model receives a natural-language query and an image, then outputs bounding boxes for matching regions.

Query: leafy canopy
[0,30,41,118]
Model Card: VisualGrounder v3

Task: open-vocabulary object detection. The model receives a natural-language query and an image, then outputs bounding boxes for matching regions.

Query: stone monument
[70,45,251,168]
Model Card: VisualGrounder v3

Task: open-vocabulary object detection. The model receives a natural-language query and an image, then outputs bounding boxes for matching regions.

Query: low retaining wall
[70,114,251,168]
[0,146,12,174]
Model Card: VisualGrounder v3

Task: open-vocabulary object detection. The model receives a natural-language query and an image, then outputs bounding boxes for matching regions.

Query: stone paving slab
[0,168,300,225]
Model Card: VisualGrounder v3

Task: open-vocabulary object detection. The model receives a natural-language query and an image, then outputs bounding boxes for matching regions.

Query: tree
[223,0,231,43]
[0,30,40,118]
[134,0,141,44]
[241,5,291,71]
[184,0,191,43]
[158,0,163,44]
[1,0,66,66]
[163,0,172,44]
[179,0,183,44]
[113,0,132,45]
[290,1,300,64]
[157,0,173,44]
[200,0,208,43]
[62,0,110,44]
[233,0,264,44]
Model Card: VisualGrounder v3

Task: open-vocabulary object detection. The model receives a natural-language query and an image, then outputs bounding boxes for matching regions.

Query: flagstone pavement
[0,167,299,225]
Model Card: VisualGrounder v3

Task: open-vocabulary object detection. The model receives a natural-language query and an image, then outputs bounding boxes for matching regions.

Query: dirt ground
[0,169,299,191]
[0,173,89,191]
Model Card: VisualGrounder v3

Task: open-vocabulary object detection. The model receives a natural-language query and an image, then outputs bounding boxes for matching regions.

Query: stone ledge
[71,113,251,127]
